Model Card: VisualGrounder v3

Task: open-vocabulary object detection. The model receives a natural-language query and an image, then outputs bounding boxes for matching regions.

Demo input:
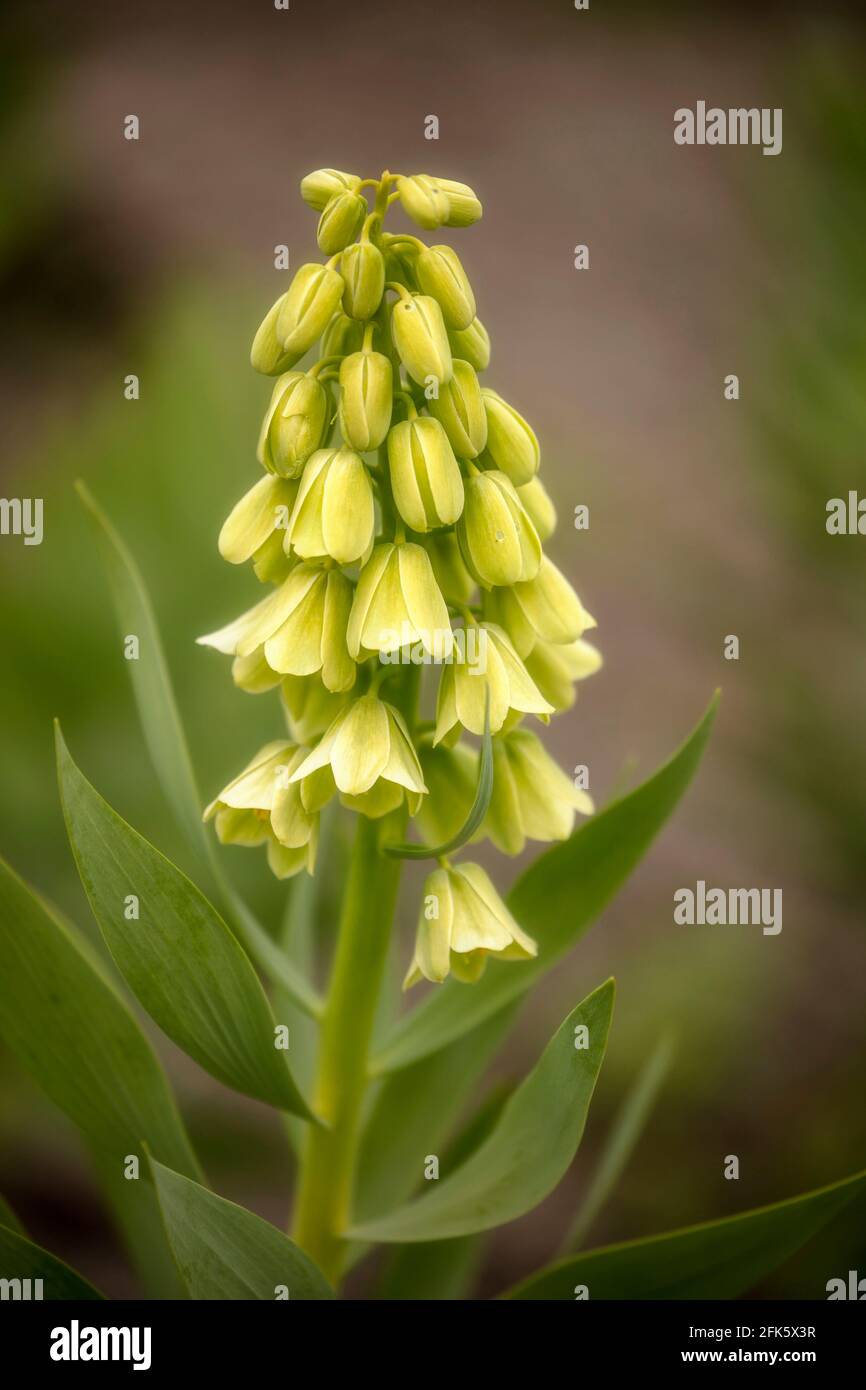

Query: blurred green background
[1,0,865,1297]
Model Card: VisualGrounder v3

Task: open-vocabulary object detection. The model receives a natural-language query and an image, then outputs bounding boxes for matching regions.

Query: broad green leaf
[91,1145,186,1300]
[76,481,322,1021]
[349,979,615,1243]
[383,692,493,859]
[0,854,199,1177]
[0,1225,104,1300]
[564,1031,675,1250]
[373,694,717,1075]
[355,1002,519,1224]
[505,1167,866,1299]
[75,480,208,873]
[375,1084,511,1299]
[150,1158,333,1300]
[56,727,315,1119]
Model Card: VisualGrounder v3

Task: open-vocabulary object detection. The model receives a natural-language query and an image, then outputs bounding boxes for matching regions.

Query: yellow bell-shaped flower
[404,862,536,987]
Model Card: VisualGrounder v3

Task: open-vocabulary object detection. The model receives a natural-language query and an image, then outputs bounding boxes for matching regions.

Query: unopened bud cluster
[200,168,601,986]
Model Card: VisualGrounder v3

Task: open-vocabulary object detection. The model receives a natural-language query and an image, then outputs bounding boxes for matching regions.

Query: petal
[287,705,350,782]
[264,568,327,674]
[321,570,357,693]
[414,868,454,983]
[212,741,295,811]
[329,695,390,794]
[433,663,458,746]
[398,543,453,659]
[347,544,394,659]
[359,546,407,655]
[322,451,374,564]
[489,626,553,717]
[218,474,296,564]
[382,706,428,794]
[485,738,525,855]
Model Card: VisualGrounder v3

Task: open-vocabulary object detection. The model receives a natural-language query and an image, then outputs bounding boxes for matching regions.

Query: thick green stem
[292,812,404,1285]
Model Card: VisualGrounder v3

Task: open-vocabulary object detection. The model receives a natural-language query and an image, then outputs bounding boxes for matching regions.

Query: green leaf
[373,694,718,1075]
[56,726,315,1119]
[150,1158,333,1300]
[383,691,493,859]
[0,853,200,1177]
[374,1084,511,1299]
[505,1167,866,1299]
[355,1002,519,1224]
[0,1225,104,1300]
[75,480,208,872]
[75,481,322,1021]
[348,979,615,1243]
[564,1031,675,1250]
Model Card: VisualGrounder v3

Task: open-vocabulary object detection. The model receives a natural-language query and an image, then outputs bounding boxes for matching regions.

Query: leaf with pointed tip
[373,695,717,1075]
[75,481,321,1020]
[0,1225,104,1300]
[505,1167,866,1299]
[56,727,315,1120]
[0,854,200,1177]
[150,1159,333,1300]
[349,979,614,1243]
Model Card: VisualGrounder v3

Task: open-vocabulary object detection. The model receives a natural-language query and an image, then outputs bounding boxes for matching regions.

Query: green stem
[292,813,404,1286]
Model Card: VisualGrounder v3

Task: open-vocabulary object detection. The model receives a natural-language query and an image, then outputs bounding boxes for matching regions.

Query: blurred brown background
[1,0,865,1297]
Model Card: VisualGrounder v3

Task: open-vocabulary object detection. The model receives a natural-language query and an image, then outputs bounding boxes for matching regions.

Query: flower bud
[218,474,297,565]
[481,388,539,486]
[447,316,490,373]
[427,358,487,458]
[388,416,464,532]
[341,241,386,320]
[523,638,602,712]
[275,263,345,365]
[300,168,361,211]
[391,294,453,386]
[396,174,450,229]
[403,862,536,988]
[415,244,476,330]
[456,468,541,589]
[424,530,476,606]
[321,311,365,358]
[517,476,556,540]
[510,556,596,645]
[434,177,483,228]
[257,371,329,478]
[286,447,374,565]
[434,621,552,743]
[316,191,367,255]
[348,541,452,660]
[484,728,592,856]
[250,294,295,376]
[338,351,393,452]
